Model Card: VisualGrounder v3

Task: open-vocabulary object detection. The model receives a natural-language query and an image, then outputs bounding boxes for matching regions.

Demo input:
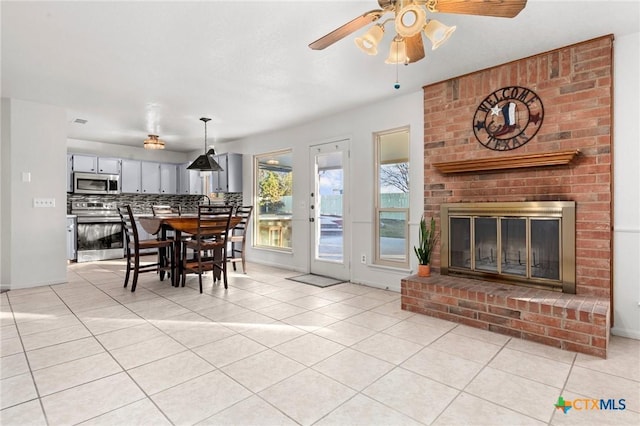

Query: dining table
[139,214,242,287]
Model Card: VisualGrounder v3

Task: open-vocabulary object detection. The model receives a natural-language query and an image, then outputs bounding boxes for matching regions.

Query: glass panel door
[309,140,350,281]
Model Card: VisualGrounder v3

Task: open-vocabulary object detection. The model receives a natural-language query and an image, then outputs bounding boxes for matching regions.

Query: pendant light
[187,117,224,171]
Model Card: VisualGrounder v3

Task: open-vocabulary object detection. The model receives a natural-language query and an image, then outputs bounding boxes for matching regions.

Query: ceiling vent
[72,118,88,124]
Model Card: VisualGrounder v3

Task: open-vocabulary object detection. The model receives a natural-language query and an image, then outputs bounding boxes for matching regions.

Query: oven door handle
[76,217,122,224]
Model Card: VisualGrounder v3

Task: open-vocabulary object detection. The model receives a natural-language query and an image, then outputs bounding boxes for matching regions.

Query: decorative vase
[418,264,431,277]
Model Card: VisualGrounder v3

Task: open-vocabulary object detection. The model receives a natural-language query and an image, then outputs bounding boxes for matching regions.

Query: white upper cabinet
[178,163,203,195]
[160,163,177,194]
[141,161,161,194]
[121,159,141,193]
[210,153,242,193]
[97,157,120,174]
[72,154,97,173]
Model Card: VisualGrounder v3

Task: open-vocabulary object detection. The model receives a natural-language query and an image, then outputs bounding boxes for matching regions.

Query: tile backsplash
[68,192,244,214]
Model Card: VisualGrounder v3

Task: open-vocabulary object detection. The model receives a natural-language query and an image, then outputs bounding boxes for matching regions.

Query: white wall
[1,99,67,289]
[221,91,424,291]
[612,32,640,339]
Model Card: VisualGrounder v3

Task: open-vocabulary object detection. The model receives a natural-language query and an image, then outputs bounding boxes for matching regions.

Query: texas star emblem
[473,86,544,151]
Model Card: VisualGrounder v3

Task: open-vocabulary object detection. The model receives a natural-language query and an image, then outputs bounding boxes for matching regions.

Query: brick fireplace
[402,36,613,357]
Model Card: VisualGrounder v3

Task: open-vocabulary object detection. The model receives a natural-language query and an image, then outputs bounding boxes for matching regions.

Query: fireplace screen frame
[440,201,576,293]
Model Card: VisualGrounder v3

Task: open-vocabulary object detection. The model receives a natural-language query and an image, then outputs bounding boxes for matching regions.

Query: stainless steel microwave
[73,172,120,194]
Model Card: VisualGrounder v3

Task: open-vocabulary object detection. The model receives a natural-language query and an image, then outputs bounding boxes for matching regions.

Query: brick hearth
[402,274,609,357]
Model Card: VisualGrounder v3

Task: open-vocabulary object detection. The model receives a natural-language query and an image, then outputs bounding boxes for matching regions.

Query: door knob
[309,218,315,222]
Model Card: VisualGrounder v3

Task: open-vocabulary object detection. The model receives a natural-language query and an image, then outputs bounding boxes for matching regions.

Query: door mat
[286,274,346,288]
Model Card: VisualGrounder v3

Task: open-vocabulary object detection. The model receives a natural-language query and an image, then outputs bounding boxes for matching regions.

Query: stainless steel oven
[72,201,124,262]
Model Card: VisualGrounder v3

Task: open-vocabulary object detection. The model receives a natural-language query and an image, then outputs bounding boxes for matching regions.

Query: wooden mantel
[432,150,580,174]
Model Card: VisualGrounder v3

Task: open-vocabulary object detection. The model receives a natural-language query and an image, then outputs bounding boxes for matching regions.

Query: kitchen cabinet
[72,154,97,173]
[97,157,120,174]
[141,161,161,194]
[210,153,242,193]
[121,159,141,193]
[178,163,202,195]
[160,163,177,194]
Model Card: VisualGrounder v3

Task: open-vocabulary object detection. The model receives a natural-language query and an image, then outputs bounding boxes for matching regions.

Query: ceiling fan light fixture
[143,134,165,150]
[355,24,384,55]
[395,3,427,38]
[385,36,409,65]
[424,19,456,50]
[187,117,224,171]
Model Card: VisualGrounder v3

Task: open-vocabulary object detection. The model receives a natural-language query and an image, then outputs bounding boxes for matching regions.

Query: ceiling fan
[309,0,527,65]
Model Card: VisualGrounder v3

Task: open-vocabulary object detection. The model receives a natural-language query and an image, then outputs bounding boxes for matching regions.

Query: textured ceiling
[2,1,638,152]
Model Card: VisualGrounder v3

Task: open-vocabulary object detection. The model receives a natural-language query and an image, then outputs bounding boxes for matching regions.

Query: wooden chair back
[117,204,139,248]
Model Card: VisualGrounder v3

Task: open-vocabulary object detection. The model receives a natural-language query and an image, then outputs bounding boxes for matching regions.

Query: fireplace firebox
[440,202,576,293]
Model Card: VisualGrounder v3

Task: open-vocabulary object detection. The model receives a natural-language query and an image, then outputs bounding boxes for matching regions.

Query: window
[374,128,410,267]
[254,150,293,250]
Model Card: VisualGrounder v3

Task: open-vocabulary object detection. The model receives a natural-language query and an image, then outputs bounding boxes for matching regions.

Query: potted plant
[414,216,439,277]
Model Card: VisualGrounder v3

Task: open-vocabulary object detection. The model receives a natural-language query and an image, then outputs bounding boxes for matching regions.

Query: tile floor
[1,259,639,425]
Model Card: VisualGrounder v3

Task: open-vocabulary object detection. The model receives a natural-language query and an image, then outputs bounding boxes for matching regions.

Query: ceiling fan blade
[429,0,527,18]
[309,9,384,50]
[405,34,425,64]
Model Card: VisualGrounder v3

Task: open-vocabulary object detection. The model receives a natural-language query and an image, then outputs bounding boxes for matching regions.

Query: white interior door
[309,140,350,281]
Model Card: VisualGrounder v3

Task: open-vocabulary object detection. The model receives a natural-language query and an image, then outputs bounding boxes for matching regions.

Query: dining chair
[117,205,174,292]
[181,205,233,293]
[228,205,253,273]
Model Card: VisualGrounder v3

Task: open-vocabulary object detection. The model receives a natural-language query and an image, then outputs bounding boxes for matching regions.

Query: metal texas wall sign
[472,86,544,151]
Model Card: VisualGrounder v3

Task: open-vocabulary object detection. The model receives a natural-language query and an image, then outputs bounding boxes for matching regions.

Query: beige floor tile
[429,332,503,364]
[575,336,640,382]
[33,352,122,396]
[401,346,484,389]
[315,394,423,426]
[434,392,545,426]
[77,305,145,335]
[313,348,395,391]
[264,289,309,303]
[362,367,459,424]
[466,367,560,422]
[0,352,29,379]
[220,310,278,333]
[151,311,236,347]
[232,294,282,310]
[15,313,81,336]
[344,310,402,331]
[128,350,214,395]
[26,337,104,371]
[451,323,512,345]
[274,333,345,366]
[0,312,15,328]
[1,324,18,340]
[222,349,305,392]
[78,398,172,426]
[288,295,335,310]
[333,283,377,296]
[200,394,298,425]
[0,337,23,358]
[96,323,164,351]
[565,366,640,412]
[0,373,38,410]
[313,320,377,346]
[352,332,423,364]
[259,369,356,425]
[313,289,358,303]
[152,370,252,425]
[193,333,268,367]
[405,312,459,330]
[314,302,364,320]
[241,321,307,347]
[506,337,577,364]
[382,320,448,346]
[197,302,251,322]
[340,295,387,310]
[41,372,145,425]
[109,335,187,369]
[11,304,72,324]
[370,300,416,320]
[254,302,308,321]
[0,399,47,426]
[489,347,572,388]
[282,310,340,331]
[20,324,92,351]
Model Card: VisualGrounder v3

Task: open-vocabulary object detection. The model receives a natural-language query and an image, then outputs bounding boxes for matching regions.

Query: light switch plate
[33,198,55,208]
